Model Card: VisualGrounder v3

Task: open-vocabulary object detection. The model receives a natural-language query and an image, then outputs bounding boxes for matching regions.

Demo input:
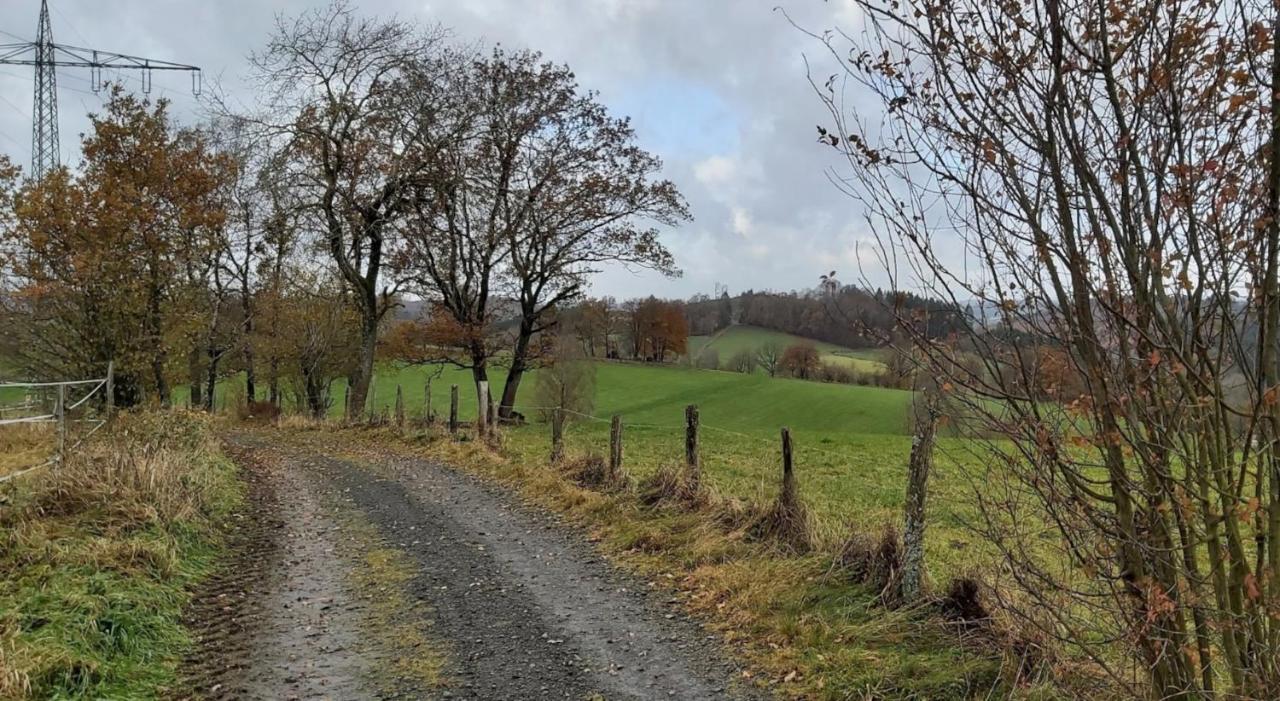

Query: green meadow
[192,359,994,578]
[688,325,888,374]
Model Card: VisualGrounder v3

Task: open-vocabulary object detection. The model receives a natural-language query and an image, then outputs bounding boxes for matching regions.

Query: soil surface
[180,430,761,701]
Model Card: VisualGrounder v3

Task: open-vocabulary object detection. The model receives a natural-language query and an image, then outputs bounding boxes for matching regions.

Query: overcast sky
[0,0,885,300]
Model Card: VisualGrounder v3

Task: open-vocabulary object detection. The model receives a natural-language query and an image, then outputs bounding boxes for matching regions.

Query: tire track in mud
[177,444,431,700]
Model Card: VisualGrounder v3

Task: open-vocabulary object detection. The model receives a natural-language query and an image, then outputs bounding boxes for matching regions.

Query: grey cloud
[0,0,887,299]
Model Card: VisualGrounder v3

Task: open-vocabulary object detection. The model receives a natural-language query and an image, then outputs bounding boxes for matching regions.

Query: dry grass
[834,525,905,605]
[638,462,713,510]
[0,423,53,478]
[0,411,240,700]
[746,494,814,555]
[560,453,631,491]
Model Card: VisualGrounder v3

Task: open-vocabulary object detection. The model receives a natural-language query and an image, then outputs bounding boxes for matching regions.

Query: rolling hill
[687,325,888,374]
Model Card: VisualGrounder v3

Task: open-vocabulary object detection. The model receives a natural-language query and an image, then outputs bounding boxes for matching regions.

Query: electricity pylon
[0,0,202,180]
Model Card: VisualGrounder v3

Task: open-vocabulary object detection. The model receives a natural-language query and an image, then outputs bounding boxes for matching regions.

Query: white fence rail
[0,362,114,484]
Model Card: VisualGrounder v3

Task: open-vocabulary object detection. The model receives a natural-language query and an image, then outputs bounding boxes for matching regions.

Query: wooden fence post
[477,381,489,436]
[685,404,700,485]
[55,384,66,461]
[780,426,795,507]
[105,360,115,419]
[550,408,565,463]
[901,395,940,603]
[449,384,459,435]
[394,385,405,428]
[424,379,433,424]
[609,415,624,480]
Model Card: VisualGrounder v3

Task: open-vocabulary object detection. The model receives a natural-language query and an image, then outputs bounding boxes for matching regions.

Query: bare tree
[245,1,452,418]
[757,341,782,377]
[399,48,688,417]
[533,336,597,423]
[497,50,689,416]
[808,0,1280,695]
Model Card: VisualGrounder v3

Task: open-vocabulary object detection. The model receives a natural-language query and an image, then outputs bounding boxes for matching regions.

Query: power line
[0,0,201,179]
[49,3,88,45]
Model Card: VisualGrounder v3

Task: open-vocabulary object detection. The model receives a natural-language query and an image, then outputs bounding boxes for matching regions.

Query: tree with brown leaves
[4,88,232,406]
[810,0,1280,694]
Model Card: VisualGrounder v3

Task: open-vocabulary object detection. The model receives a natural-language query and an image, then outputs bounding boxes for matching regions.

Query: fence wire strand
[0,374,110,484]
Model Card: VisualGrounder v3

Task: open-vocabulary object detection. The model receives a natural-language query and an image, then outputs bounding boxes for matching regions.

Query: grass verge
[328,499,449,694]
[0,412,241,699]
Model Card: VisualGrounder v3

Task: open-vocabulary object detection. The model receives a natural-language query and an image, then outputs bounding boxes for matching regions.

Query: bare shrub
[814,362,854,384]
[238,400,281,423]
[726,349,757,374]
[813,0,1280,692]
[756,342,782,377]
[533,340,597,422]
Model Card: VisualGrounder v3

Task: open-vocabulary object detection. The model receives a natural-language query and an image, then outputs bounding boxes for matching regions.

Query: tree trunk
[153,354,170,406]
[302,363,326,419]
[204,346,219,412]
[188,349,203,410]
[346,310,378,420]
[471,362,489,418]
[499,318,535,419]
[269,356,280,406]
[243,296,256,402]
[901,393,938,602]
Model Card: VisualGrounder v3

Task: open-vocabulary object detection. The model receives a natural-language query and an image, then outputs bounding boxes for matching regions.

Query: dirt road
[181,431,760,701]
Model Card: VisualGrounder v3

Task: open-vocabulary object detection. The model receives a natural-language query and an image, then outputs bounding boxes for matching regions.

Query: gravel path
[183,431,760,701]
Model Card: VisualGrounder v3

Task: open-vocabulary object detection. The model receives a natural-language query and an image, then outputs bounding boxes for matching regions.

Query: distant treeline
[683,287,966,347]
[550,287,969,361]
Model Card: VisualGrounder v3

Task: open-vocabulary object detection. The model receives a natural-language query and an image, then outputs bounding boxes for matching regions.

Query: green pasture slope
[198,360,910,435]
[687,325,887,374]
[441,362,975,573]
[194,360,992,576]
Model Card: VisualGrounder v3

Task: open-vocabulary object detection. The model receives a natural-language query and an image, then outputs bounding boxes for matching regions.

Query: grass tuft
[746,492,815,555]
[834,525,904,605]
[637,463,712,510]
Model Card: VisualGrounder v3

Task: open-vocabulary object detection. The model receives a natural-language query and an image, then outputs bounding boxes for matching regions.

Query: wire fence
[0,363,114,484]
[485,399,916,529]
